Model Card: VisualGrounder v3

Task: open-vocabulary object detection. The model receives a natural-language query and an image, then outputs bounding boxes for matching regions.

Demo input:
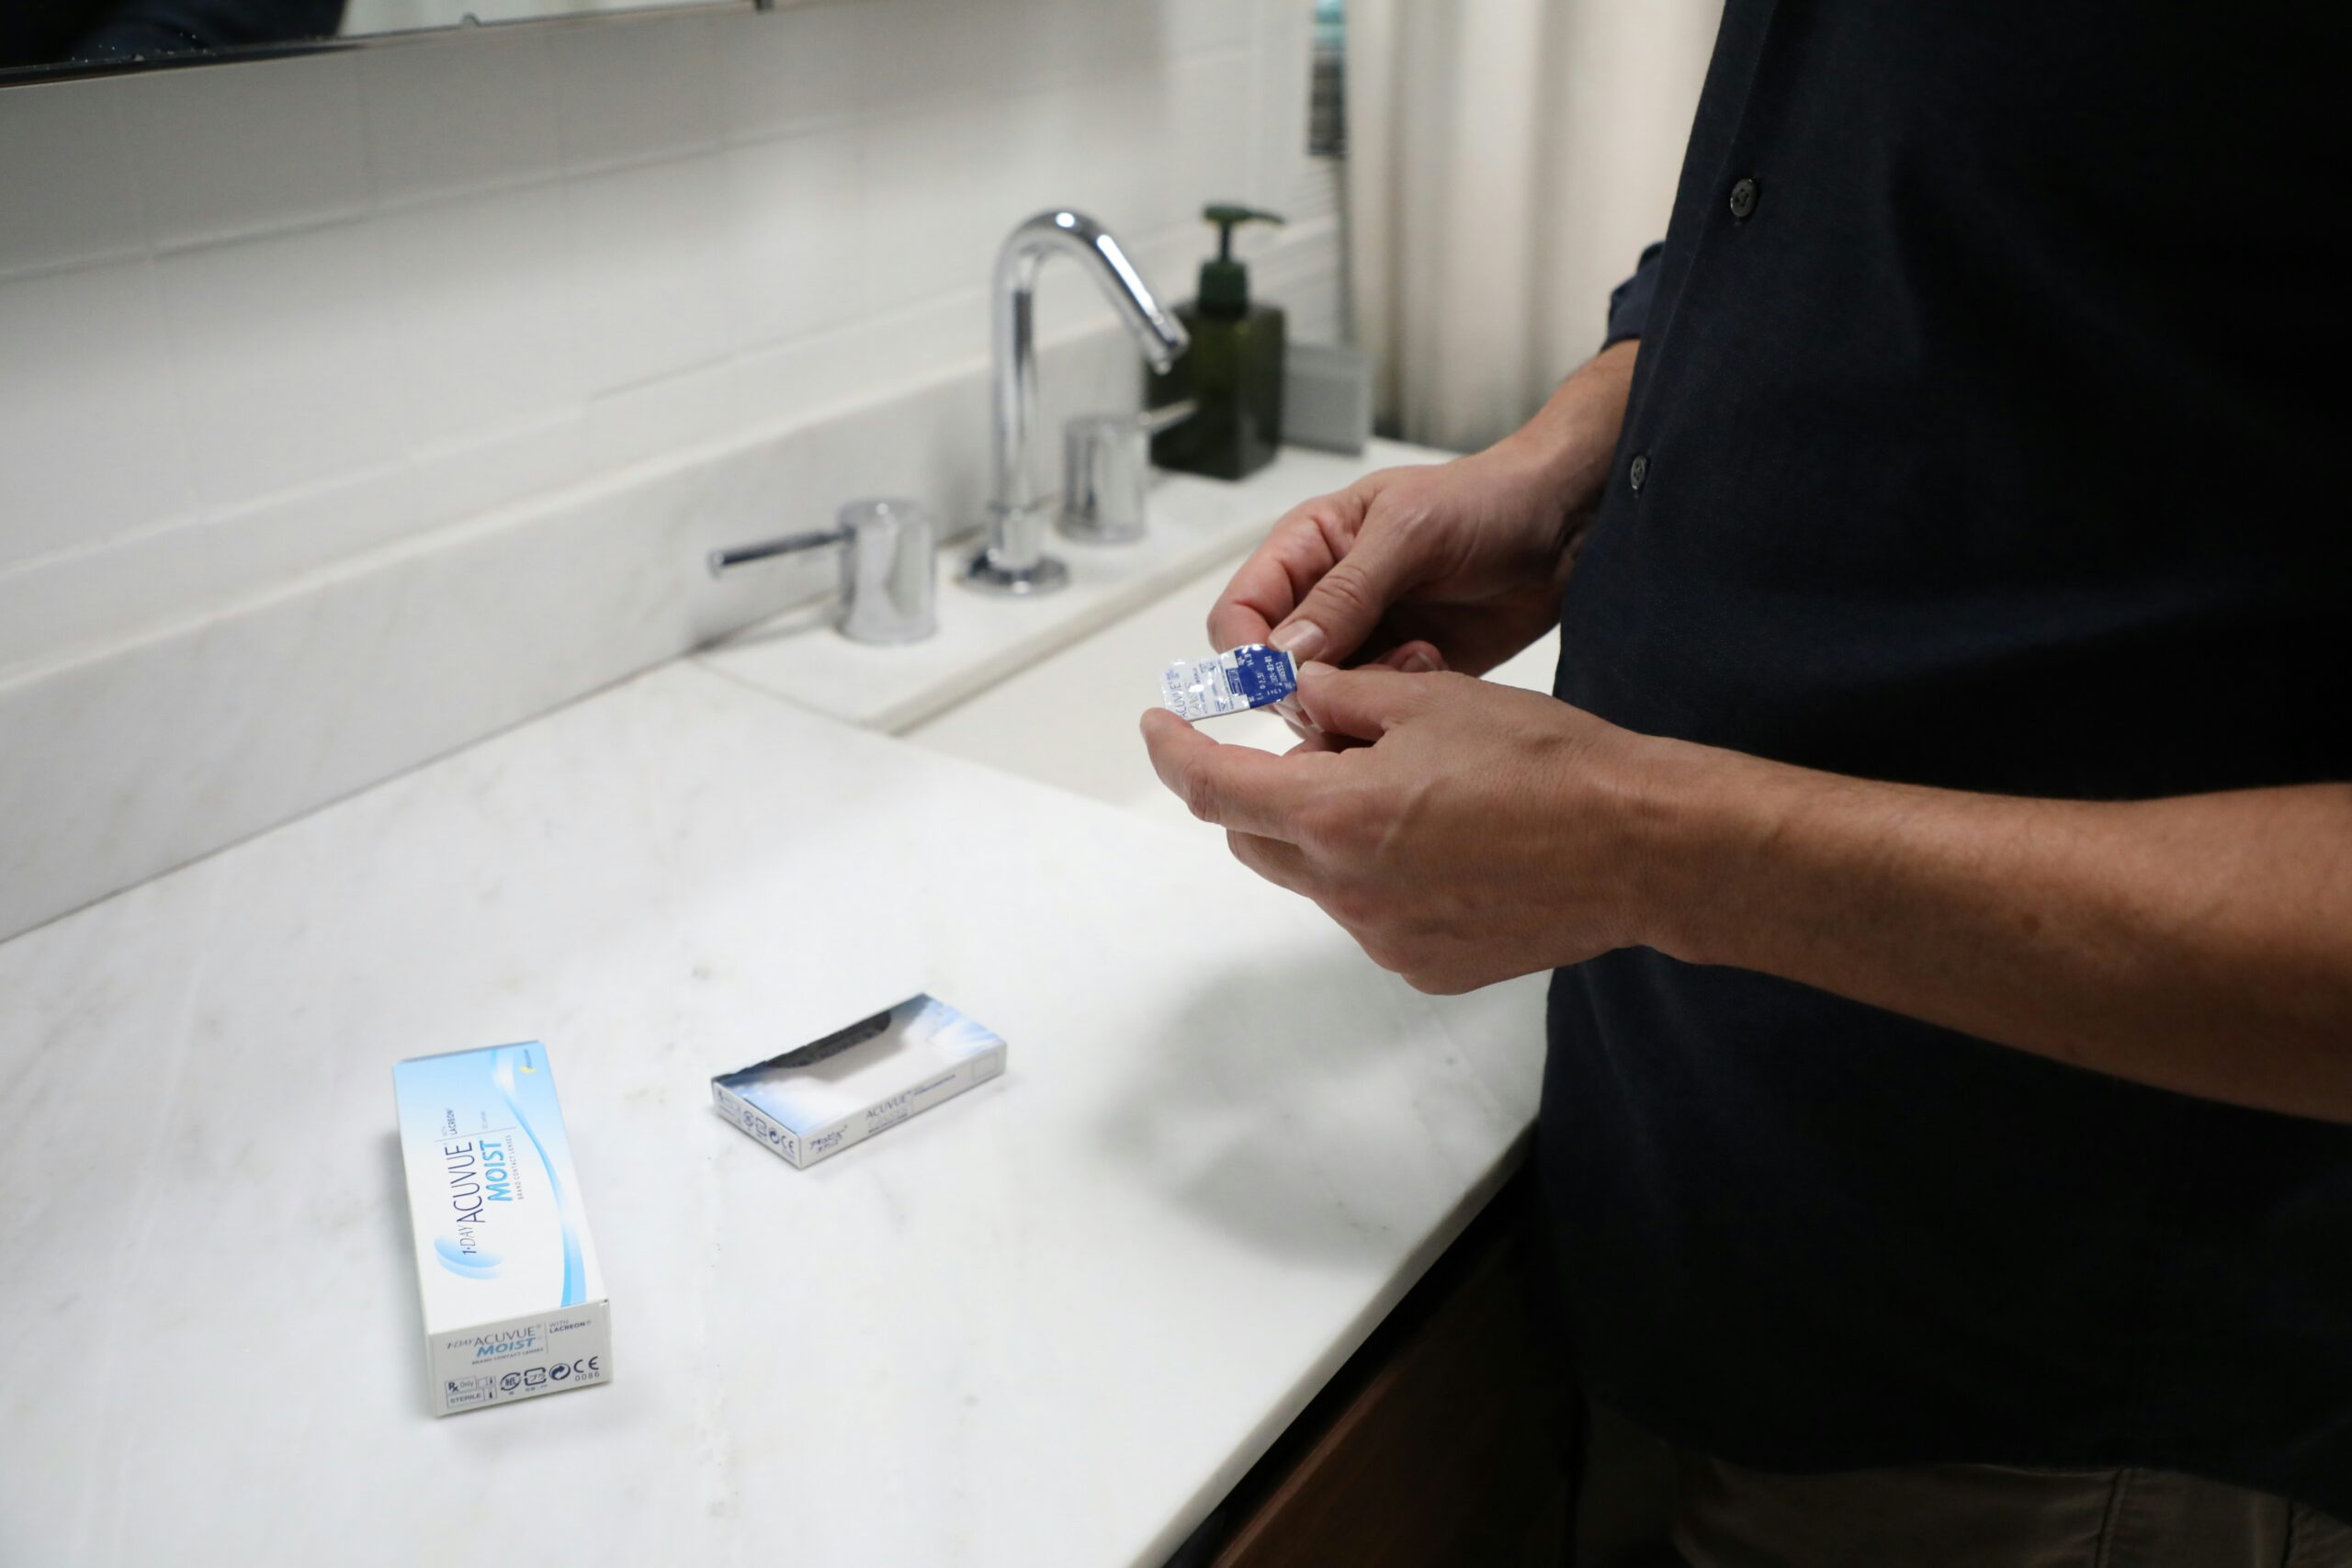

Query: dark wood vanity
[1174,1172,1572,1567]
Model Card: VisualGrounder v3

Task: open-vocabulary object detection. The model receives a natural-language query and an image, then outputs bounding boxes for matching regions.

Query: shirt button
[1729,176,1758,220]
[1629,453,1649,491]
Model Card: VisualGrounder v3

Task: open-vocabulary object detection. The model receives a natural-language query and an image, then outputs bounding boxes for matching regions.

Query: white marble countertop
[0,660,1544,1566]
[698,439,1453,734]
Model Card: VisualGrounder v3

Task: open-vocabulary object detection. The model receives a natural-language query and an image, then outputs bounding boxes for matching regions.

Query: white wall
[0,0,1334,677]
[0,0,1339,941]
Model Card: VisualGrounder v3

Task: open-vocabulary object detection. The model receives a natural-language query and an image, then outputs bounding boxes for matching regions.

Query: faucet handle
[710,498,938,645]
[1058,401,1196,545]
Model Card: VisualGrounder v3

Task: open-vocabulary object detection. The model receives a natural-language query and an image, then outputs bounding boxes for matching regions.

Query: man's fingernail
[1271,620,1325,661]
[1404,649,1442,673]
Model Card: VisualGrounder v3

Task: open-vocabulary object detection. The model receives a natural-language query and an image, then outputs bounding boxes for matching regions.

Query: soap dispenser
[1148,204,1286,480]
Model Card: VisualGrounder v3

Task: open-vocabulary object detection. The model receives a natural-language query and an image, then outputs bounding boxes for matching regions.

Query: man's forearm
[1487,339,1639,517]
[1634,739,2352,1122]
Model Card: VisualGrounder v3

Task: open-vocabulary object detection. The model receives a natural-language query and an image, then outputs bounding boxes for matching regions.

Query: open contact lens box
[711,993,1007,1169]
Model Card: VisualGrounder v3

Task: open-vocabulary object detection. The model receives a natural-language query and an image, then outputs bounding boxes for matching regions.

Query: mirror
[0,0,755,84]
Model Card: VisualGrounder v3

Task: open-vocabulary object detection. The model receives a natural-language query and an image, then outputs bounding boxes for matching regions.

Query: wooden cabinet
[1173,1173,1572,1568]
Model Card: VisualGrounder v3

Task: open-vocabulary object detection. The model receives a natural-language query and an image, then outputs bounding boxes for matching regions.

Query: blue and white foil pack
[1160,644,1299,721]
[712,994,1006,1168]
[394,1043,610,1415]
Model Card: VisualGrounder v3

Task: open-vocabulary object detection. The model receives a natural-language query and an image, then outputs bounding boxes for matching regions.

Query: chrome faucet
[964,210,1189,596]
[709,498,938,645]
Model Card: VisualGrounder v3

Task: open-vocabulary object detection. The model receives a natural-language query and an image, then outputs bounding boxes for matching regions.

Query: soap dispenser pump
[1148,204,1286,481]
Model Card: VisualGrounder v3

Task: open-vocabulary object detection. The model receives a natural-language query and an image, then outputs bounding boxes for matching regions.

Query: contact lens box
[393,1043,610,1416]
[711,994,1007,1169]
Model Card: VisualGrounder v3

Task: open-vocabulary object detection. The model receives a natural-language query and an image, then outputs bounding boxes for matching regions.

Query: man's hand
[1207,340,1636,675]
[1207,456,1575,679]
[1143,663,2352,1123]
[1141,661,1670,993]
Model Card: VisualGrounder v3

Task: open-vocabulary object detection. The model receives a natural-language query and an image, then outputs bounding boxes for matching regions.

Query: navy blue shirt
[1546,3,2351,1515]
[1,0,344,70]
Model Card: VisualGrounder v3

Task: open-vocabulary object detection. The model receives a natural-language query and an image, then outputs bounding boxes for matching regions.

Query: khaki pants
[1577,1404,2352,1568]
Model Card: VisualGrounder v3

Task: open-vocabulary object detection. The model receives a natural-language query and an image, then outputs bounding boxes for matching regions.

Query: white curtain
[1346,0,1723,452]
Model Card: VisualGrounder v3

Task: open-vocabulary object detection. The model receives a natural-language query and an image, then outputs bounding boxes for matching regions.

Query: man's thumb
[1270,528,1422,666]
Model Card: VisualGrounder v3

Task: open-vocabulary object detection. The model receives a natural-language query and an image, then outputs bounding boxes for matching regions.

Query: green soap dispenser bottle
[1148,204,1286,480]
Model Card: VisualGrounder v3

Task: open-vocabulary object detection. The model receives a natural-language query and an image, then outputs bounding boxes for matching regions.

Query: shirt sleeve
[1603,241,1668,349]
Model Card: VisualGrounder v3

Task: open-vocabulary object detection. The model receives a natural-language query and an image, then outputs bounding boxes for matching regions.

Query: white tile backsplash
[360,27,563,209]
[848,0,1017,115]
[186,462,424,606]
[560,151,737,391]
[0,462,421,674]
[1017,73,1159,231]
[583,355,743,470]
[1168,47,1257,230]
[1020,0,1170,94]
[121,52,373,249]
[154,220,408,507]
[713,3,863,142]
[0,81,146,279]
[0,257,195,567]
[406,412,591,531]
[377,182,587,450]
[551,10,727,174]
[0,0,1338,940]
[730,284,985,434]
[854,106,1000,314]
[1161,0,1258,56]
[722,126,866,348]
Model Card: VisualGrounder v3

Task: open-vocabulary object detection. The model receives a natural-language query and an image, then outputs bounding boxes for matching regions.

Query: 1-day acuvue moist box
[393,1042,610,1416]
